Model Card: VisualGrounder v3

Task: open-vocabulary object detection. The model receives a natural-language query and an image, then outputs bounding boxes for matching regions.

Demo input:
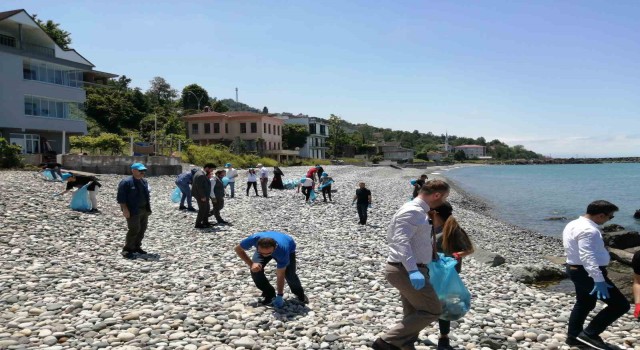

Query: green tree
[328,114,348,157]
[69,135,94,154]
[181,84,210,112]
[0,137,22,168]
[282,124,309,149]
[146,77,177,107]
[454,150,467,161]
[209,98,229,113]
[32,14,72,49]
[262,106,269,114]
[219,99,260,112]
[93,133,126,155]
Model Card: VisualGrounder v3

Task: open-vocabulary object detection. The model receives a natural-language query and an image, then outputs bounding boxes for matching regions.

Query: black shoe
[121,250,135,259]
[437,337,454,350]
[134,248,147,255]
[576,331,611,350]
[217,220,230,225]
[566,336,581,346]
[195,224,209,229]
[297,295,309,304]
[90,208,100,213]
[179,206,187,210]
[187,207,197,212]
[371,338,401,350]
[260,296,275,305]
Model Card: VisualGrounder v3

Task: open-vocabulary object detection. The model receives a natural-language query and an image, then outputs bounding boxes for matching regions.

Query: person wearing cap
[315,165,325,183]
[224,163,238,198]
[372,180,450,350]
[258,163,269,197]
[297,176,314,202]
[175,168,198,211]
[192,163,215,229]
[57,172,102,212]
[319,172,334,202]
[117,163,152,259]
[210,169,230,225]
[246,168,259,196]
[234,231,308,307]
[562,200,629,348]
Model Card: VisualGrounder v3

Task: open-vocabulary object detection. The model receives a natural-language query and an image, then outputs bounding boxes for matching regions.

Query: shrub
[0,137,22,168]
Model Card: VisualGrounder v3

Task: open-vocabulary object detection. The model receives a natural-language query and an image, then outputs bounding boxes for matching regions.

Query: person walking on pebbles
[234,231,308,307]
[117,163,152,259]
[210,169,230,225]
[319,172,333,202]
[430,201,474,350]
[258,163,269,197]
[352,182,371,225]
[192,163,215,229]
[373,180,450,350]
[224,163,238,198]
[246,167,259,196]
[563,200,629,349]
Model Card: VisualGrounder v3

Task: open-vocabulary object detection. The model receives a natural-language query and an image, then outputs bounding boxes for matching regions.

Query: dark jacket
[191,170,211,199]
[212,177,225,198]
[117,176,151,216]
[175,170,195,186]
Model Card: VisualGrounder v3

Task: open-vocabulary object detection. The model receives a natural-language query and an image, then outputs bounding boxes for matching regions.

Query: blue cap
[300,177,307,182]
[131,162,147,171]
[322,172,328,177]
[61,173,73,180]
[225,163,231,167]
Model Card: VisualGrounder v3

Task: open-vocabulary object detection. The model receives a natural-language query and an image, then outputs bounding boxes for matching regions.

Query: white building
[275,114,329,159]
[453,145,486,158]
[0,9,116,158]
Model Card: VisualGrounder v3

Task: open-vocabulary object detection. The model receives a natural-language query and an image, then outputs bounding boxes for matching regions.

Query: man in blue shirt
[117,163,152,259]
[234,231,308,307]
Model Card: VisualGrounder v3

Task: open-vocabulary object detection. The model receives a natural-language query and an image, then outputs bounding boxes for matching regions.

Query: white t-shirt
[259,167,269,179]
[226,168,238,183]
[247,171,257,182]
[300,178,314,187]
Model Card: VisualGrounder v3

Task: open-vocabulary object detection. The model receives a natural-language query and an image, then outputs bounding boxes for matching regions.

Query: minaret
[444,131,449,152]
[235,87,238,102]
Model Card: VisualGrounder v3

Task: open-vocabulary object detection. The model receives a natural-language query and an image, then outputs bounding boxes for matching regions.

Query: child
[352,182,371,225]
[429,201,474,350]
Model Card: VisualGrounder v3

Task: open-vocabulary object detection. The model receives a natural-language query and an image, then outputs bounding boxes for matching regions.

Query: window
[204,123,211,134]
[263,123,267,133]
[213,123,220,133]
[225,123,229,133]
[309,123,317,134]
[320,125,326,135]
[240,123,247,133]
[278,125,281,135]
[268,124,271,134]
[23,60,83,88]
[251,122,257,133]
[192,123,199,135]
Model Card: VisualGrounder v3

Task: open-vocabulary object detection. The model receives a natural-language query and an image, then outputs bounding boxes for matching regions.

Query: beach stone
[234,337,256,348]
[471,248,506,267]
[603,231,640,249]
[325,333,339,342]
[509,264,566,284]
[43,335,58,345]
[117,332,136,341]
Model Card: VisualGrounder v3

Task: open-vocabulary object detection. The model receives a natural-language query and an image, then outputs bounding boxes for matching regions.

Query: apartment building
[453,145,487,158]
[0,9,116,157]
[275,114,329,159]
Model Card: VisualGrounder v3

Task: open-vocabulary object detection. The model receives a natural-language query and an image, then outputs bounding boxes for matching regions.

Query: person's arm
[576,230,605,282]
[234,245,253,268]
[390,211,419,271]
[368,194,372,204]
[117,180,130,218]
[275,268,286,295]
[633,274,640,305]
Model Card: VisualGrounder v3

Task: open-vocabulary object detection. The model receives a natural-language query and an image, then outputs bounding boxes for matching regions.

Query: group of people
[41,161,640,349]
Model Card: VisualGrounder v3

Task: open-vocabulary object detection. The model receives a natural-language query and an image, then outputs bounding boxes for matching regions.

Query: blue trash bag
[428,253,471,321]
[222,176,230,187]
[309,189,317,202]
[171,187,182,203]
[410,179,417,186]
[70,184,92,212]
[319,180,334,189]
[43,170,55,181]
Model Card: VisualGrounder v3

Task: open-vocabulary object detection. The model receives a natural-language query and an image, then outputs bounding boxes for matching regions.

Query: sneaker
[217,220,230,225]
[437,337,454,350]
[187,207,197,212]
[297,295,309,304]
[179,206,187,210]
[566,336,581,346]
[371,338,401,350]
[121,250,135,259]
[576,331,611,350]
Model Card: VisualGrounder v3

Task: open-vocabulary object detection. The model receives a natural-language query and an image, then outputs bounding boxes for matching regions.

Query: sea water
[443,163,640,237]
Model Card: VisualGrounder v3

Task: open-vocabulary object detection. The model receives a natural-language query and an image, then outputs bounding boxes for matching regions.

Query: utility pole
[235,87,238,102]
[154,114,157,154]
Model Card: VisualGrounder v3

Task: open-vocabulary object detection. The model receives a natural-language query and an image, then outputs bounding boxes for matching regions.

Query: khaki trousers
[381,263,442,348]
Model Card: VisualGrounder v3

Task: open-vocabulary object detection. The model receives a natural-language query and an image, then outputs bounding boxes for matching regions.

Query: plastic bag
[309,189,317,202]
[319,180,334,189]
[70,184,92,212]
[428,253,471,321]
[410,179,417,186]
[43,170,55,181]
[222,176,230,187]
[171,187,182,203]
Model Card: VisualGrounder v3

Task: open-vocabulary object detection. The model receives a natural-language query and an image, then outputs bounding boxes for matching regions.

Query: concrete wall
[62,155,182,176]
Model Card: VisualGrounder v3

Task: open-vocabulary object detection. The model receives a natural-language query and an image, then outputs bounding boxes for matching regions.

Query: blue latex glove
[408,270,425,290]
[368,203,372,208]
[273,295,284,308]
[590,281,613,300]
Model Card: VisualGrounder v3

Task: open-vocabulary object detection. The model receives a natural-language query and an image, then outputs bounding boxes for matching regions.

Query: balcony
[0,33,16,48]
[24,42,55,58]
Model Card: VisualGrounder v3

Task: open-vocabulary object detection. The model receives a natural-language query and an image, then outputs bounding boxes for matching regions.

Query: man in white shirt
[563,200,629,349]
[224,163,238,198]
[258,163,269,198]
[373,180,450,350]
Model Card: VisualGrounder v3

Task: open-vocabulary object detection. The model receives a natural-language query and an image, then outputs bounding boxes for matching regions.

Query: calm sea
[442,164,640,237]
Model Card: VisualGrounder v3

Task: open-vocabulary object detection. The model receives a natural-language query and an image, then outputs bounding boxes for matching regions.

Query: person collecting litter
[430,201,474,350]
[412,174,428,199]
[352,182,371,225]
[234,231,308,307]
[175,168,197,211]
[39,162,63,180]
[117,163,152,259]
[56,172,102,212]
[314,164,325,182]
[192,163,215,229]
[246,168,259,196]
[224,163,238,198]
[210,169,230,225]
[297,176,314,202]
[319,172,334,202]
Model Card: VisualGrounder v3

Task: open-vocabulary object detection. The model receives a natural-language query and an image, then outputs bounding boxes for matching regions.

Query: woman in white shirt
[246,168,258,196]
[297,177,314,202]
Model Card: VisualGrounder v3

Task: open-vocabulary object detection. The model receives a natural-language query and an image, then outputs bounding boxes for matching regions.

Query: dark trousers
[210,197,225,222]
[123,209,149,252]
[322,185,332,201]
[260,178,268,197]
[301,187,311,201]
[250,251,305,300]
[195,198,210,225]
[567,265,630,337]
[357,203,368,224]
[246,182,258,196]
[176,183,193,208]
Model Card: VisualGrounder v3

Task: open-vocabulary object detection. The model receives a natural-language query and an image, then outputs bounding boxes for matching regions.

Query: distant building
[274,114,329,159]
[427,151,447,161]
[453,145,486,158]
[375,141,415,161]
[0,9,117,158]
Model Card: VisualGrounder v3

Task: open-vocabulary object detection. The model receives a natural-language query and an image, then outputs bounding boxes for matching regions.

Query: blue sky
[7,1,640,157]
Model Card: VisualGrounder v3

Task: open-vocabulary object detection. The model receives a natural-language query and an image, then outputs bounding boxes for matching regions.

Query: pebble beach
[0,165,639,350]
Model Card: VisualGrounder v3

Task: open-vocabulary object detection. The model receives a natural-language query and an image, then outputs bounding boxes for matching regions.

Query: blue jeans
[225,182,235,197]
[176,182,193,208]
[251,251,305,300]
[567,265,630,337]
